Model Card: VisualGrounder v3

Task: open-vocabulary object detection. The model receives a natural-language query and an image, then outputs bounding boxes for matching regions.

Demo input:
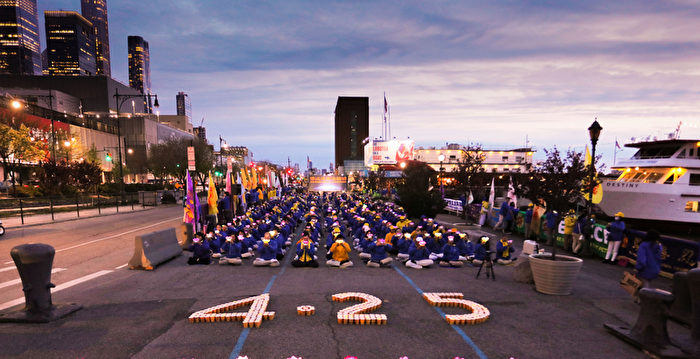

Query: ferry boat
[599,139,700,225]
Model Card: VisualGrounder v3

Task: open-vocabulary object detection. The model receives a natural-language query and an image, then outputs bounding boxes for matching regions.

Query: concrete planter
[529,253,584,295]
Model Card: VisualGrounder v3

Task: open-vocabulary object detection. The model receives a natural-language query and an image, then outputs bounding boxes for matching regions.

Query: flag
[507,176,517,206]
[251,168,258,188]
[488,177,495,210]
[207,172,218,215]
[615,140,621,150]
[467,190,474,205]
[238,172,246,211]
[184,170,196,225]
[583,145,603,204]
[225,169,232,194]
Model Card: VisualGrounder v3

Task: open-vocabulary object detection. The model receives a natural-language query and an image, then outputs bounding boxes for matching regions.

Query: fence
[0,190,183,225]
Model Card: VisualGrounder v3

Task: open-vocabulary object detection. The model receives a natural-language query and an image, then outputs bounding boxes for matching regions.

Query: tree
[0,124,45,185]
[71,160,103,192]
[452,145,491,201]
[396,161,445,218]
[147,138,214,184]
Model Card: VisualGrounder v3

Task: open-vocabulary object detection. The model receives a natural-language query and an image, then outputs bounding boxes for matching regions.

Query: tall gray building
[128,35,151,112]
[45,11,96,76]
[176,91,192,120]
[80,0,111,77]
[0,0,41,75]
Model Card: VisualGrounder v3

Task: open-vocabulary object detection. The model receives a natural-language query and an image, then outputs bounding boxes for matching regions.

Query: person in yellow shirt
[327,235,353,268]
[563,209,577,251]
[396,216,410,229]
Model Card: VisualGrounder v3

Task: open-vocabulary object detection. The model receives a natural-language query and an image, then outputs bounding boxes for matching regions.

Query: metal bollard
[0,244,81,323]
[605,288,687,358]
[678,268,700,356]
[669,271,691,325]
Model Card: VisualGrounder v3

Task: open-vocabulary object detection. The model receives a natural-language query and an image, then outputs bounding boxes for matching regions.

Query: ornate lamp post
[588,119,603,216]
[438,154,445,196]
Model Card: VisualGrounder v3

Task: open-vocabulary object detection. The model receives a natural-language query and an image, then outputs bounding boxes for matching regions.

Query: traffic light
[105,152,112,162]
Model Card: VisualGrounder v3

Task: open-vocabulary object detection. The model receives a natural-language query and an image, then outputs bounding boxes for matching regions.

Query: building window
[502,156,508,162]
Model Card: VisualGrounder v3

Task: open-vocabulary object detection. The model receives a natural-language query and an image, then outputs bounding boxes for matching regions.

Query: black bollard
[0,244,81,323]
[669,271,692,326]
[678,268,700,356]
[604,288,688,358]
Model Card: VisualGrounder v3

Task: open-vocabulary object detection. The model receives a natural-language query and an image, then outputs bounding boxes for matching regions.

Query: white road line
[0,267,17,273]
[0,268,66,290]
[115,263,128,269]
[3,216,181,265]
[0,269,113,311]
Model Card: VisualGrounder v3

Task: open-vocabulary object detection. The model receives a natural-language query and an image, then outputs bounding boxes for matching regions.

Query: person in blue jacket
[496,237,516,265]
[188,233,211,265]
[524,204,534,241]
[405,239,434,269]
[253,233,280,267]
[635,229,662,290]
[545,210,559,246]
[396,233,413,262]
[292,236,318,268]
[439,236,464,267]
[367,238,393,268]
[604,212,626,264]
[219,236,243,265]
[472,236,491,266]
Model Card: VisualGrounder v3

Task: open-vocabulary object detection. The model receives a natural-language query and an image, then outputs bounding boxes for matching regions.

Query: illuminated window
[685,201,699,212]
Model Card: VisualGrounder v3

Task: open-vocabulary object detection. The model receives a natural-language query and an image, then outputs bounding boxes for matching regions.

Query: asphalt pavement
[0,208,686,359]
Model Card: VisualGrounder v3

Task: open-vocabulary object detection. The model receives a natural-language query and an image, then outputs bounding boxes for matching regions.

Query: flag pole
[613,137,617,167]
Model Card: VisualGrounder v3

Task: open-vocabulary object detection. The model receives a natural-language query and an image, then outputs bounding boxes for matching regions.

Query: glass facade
[45,10,97,76]
[128,35,150,96]
[176,91,192,120]
[0,0,41,75]
[80,0,110,76]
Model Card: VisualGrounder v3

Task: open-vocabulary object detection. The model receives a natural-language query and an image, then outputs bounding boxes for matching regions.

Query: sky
[37,0,700,170]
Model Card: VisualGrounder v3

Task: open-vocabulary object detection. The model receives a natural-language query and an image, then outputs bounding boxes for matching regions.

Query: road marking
[0,268,66,289]
[228,251,292,359]
[3,216,181,265]
[392,264,488,359]
[115,263,128,269]
[0,269,113,311]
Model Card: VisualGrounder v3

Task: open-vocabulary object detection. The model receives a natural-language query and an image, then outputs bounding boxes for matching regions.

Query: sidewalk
[1,204,167,229]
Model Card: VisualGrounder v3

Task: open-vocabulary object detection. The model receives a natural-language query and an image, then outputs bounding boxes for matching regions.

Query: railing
[0,191,183,225]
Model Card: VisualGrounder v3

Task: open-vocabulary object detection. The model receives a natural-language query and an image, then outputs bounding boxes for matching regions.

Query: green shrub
[10,185,39,197]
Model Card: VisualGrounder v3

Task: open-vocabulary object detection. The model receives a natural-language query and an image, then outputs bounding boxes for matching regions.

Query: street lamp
[399,162,406,169]
[11,100,22,109]
[587,119,603,216]
[438,154,445,196]
[113,88,159,195]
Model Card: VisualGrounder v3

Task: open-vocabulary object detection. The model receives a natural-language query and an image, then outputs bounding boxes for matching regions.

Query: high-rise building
[80,0,110,77]
[45,11,96,76]
[193,126,206,142]
[176,91,192,120]
[127,35,150,93]
[128,35,151,112]
[0,0,41,75]
[334,97,369,168]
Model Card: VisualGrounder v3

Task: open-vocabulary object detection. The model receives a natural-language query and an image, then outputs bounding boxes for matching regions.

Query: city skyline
[34,0,700,169]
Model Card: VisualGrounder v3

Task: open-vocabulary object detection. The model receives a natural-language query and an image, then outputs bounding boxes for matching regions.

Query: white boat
[599,139,700,224]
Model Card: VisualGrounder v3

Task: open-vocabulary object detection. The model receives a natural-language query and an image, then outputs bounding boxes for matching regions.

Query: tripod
[475,251,495,281]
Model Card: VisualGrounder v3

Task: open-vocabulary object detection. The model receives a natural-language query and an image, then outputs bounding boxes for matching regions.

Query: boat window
[690,174,700,186]
[644,172,665,183]
[633,145,681,159]
[685,201,699,212]
[677,149,687,158]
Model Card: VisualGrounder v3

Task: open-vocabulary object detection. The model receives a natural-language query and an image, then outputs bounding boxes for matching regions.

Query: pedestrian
[220,192,233,224]
[604,212,626,264]
[479,200,489,227]
[635,229,662,290]
[563,209,577,251]
[494,202,509,233]
[544,210,559,246]
[524,203,534,241]
[580,214,596,256]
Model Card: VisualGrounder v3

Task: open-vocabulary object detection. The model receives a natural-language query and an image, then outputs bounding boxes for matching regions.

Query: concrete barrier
[177,222,194,250]
[128,228,182,270]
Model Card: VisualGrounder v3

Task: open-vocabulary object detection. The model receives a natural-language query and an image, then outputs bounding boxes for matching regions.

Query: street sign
[187,146,196,171]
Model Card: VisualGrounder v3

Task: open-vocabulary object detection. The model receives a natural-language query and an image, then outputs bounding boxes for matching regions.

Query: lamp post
[587,119,603,216]
[113,88,159,195]
[438,154,445,197]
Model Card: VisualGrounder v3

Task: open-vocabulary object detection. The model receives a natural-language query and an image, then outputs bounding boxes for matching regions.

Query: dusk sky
[38,0,700,170]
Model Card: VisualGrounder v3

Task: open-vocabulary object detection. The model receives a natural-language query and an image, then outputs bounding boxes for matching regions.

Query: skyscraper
[80,0,110,77]
[128,35,151,112]
[176,91,192,120]
[334,97,369,168]
[45,11,96,76]
[0,0,41,75]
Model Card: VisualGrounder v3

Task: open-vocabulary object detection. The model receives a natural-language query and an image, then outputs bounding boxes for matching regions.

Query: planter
[529,253,584,295]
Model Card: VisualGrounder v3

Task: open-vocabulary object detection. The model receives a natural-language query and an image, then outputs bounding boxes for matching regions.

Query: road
[0,208,685,358]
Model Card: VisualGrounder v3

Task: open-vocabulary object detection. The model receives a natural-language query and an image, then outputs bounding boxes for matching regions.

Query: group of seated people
[187,191,518,268]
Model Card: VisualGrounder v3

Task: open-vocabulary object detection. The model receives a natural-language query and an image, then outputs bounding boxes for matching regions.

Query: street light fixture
[438,154,445,197]
[587,119,603,216]
[11,100,22,109]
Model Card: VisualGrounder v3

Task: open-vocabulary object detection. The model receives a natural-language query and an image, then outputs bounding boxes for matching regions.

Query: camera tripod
[475,251,495,281]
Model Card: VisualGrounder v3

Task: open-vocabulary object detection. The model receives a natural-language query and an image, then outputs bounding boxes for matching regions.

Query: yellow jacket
[564,215,577,235]
[330,241,351,262]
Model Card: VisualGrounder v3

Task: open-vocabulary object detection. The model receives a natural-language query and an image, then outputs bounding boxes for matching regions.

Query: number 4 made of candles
[188,293,275,328]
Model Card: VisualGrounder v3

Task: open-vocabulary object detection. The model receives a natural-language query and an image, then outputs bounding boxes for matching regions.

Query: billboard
[308,175,348,192]
[364,139,415,166]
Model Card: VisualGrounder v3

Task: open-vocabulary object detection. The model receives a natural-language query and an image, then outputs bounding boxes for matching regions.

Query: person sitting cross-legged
[219,236,243,265]
[253,234,280,267]
[292,236,318,268]
[438,235,464,267]
[326,235,354,268]
[188,232,212,265]
[405,238,434,269]
[496,237,517,265]
[367,238,393,268]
